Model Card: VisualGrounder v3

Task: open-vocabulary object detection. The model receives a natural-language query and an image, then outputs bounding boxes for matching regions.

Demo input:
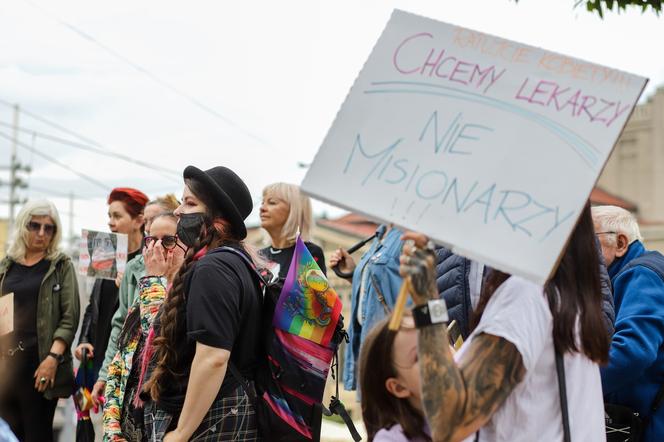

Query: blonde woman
[259,182,326,278]
[0,200,80,442]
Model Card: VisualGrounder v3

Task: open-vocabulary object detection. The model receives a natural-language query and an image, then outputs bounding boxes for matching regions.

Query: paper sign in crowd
[302,9,648,284]
[78,229,128,280]
[0,293,13,336]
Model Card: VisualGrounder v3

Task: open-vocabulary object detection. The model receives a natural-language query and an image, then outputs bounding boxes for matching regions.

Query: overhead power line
[0,131,109,191]
[23,0,268,147]
[28,185,99,200]
[0,119,180,180]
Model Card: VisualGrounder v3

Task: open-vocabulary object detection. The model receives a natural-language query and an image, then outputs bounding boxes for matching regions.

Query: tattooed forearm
[419,324,465,442]
[418,331,526,442]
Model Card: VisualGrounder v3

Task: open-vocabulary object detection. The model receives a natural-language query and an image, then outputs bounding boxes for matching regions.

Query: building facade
[598,86,664,251]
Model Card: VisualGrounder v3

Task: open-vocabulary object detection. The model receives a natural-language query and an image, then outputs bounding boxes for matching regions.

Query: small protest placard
[78,229,128,280]
[302,10,647,284]
[0,293,13,336]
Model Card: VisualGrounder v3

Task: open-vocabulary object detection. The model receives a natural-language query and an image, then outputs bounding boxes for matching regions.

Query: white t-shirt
[455,276,605,442]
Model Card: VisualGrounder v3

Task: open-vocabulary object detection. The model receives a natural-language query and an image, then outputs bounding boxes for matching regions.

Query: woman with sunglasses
[0,200,80,442]
[103,212,185,441]
[95,195,180,409]
[75,187,149,408]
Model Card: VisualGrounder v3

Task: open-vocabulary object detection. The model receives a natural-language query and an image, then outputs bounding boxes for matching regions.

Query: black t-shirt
[94,249,140,371]
[158,246,261,412]
[2,259,50,343]
[259,241,326,279]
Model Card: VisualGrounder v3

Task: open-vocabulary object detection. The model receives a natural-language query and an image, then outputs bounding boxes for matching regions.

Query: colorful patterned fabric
[102,276,166,441]
[273,236,342,346]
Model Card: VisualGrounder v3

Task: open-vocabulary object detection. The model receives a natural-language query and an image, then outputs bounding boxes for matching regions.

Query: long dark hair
[472,202,609,364]
[143,178,241,401]
[359,316,431,442]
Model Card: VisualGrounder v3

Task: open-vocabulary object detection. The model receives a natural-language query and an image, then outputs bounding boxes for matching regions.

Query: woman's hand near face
[166,247,185,282]
[144,240,168,277]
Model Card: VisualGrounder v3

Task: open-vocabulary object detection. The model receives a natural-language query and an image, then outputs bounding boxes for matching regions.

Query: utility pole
[3,104,31,245]
[69,191,75,251]
[8,104,19,236]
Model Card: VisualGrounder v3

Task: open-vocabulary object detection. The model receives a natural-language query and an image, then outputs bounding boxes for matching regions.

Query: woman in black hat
[141,165,261,442]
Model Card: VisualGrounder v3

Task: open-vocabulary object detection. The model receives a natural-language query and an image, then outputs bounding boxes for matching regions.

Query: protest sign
[78,229,128,280]
[0,293,13,336]
[302,10,647,284]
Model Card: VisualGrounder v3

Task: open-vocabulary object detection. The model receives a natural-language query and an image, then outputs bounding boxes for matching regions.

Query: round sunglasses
[27,221,56,235]
[144,235,184,251]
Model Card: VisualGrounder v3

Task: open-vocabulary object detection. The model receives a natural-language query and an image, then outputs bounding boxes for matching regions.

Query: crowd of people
[0,162,663,442]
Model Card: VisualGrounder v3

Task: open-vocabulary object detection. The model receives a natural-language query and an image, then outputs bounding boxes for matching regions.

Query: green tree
[580,0,662,17]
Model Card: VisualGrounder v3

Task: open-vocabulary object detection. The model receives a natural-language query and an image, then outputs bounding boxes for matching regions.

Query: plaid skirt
[144,384,259,442]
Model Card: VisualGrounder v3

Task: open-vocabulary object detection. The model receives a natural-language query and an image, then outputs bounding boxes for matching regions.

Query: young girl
[359,314,431,442]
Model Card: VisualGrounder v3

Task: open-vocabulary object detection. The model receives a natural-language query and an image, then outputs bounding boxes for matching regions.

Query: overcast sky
[0,0,662,242]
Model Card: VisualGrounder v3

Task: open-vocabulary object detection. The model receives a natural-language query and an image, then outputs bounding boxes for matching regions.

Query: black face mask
[176,213,206,248]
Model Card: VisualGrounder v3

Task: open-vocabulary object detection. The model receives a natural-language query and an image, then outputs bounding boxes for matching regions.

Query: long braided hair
[143,178,238,401]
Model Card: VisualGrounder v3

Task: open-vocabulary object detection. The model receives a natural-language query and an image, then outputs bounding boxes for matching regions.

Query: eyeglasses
[27,221,56,235]
[144,235,180,250]
[596,231,617,235]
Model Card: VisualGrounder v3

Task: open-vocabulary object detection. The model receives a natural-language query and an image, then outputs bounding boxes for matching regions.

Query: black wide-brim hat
[183,165,253,240]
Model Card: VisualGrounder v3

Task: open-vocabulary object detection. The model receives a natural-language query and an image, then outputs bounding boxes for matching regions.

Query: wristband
[48,351,65,364]
[412,299,449,328]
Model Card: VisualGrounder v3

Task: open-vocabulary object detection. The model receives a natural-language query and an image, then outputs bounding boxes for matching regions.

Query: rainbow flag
[273,236,342,346]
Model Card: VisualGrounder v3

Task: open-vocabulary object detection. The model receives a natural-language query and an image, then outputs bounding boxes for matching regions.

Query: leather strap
[555,349,571,442]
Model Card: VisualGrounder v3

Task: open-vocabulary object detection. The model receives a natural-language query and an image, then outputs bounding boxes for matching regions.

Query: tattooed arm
[401,234,526,442]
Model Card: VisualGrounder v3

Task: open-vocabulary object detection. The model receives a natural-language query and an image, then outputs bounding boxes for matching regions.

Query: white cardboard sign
[302,10,647,284]
[0,293,13,336]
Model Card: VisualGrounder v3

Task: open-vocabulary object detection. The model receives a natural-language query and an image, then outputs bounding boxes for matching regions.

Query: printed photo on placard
[78,229,128,280]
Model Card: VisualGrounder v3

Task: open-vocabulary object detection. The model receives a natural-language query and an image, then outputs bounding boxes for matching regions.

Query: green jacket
[98,254,145,382]
[0,252,80,399]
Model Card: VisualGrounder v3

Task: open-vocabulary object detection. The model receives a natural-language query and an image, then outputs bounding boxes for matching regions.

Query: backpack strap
[322,345,361,441]
[208,246,264,408]
[651,385,664,414]
[555,349,571,442]
[210,246,267,286]
[228,361,257,403]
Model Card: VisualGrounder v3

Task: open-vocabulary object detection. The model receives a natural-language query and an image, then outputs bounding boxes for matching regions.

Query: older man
[593,205,664,441]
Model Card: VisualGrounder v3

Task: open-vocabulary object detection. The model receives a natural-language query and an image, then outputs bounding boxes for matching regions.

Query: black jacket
[78,279,103,347]
[435,248,473,339]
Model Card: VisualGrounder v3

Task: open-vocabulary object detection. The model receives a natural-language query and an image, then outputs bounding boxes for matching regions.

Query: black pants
[0,347,58,442]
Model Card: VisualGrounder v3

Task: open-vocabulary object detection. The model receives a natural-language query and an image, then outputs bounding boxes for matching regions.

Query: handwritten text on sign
[302,10,647,284]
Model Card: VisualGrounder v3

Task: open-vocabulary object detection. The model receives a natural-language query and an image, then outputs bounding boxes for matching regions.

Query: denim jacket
[343,225,404,391]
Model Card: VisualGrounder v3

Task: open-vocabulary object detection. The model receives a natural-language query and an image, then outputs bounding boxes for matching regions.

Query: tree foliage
[515,1,662,17]
[580,0,662,17]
